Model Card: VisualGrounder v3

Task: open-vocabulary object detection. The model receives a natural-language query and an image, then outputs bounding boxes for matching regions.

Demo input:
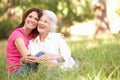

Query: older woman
[28,10,75,69]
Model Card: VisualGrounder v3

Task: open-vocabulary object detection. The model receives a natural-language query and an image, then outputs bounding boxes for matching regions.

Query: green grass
[0,35,120,80]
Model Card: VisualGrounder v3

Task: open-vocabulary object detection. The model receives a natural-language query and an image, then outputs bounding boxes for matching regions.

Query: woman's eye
[35,18,39,21]
[44,20,49,23]
[28,15,32,18]
[44,21,48,23]
[28,15,38,21]
[39,19,42,21]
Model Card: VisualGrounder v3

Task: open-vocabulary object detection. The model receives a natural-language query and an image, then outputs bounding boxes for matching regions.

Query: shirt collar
[35,32,53,42]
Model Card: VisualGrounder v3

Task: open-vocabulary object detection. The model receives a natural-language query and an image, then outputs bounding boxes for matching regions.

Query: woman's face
[24,11,39,30]
[37,15,51,34]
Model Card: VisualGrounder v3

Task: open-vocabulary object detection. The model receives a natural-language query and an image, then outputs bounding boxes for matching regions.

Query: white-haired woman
[28,10,76,70]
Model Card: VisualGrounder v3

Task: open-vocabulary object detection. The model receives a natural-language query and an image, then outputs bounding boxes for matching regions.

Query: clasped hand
[21,54,39,64]
[20,53,55,64]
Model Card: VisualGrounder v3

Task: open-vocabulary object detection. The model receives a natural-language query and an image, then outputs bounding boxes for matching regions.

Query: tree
[0,0,93,39]
[92,0,113,39]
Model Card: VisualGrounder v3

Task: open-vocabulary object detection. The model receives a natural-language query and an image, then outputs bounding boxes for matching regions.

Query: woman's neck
[39,32,49,42]
[22,27,32,36]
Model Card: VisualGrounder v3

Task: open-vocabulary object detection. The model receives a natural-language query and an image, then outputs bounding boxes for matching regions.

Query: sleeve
[11,30,24,42]
[57,36,76,69]
[57,35,71,61]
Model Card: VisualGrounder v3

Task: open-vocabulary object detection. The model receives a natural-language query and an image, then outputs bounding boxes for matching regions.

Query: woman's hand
[38,54,57,68]
[21,54,39,64]
[39,53,64,62]
[39,54,55,61]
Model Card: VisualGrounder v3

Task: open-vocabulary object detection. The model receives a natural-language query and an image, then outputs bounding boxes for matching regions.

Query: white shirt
[28,32,75,69]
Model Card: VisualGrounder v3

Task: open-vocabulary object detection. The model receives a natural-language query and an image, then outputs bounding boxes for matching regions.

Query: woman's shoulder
[11,28,23,34]
[7,28,25,41]
[49,32,65,41]
[29,35,39,43]
[8,28,23,37]
[50,32,62,38]
[49,32,60,39]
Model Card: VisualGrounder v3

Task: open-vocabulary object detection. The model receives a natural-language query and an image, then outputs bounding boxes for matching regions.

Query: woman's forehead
[40,15,50,21]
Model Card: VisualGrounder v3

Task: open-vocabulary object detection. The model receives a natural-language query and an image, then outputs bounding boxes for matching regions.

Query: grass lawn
[0,35,120,80]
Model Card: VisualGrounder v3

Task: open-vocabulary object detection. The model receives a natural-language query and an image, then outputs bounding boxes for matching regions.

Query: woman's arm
[58,35,72,61]
[15,38,39,64]
[15,38,29,56]
[39,53,64,62]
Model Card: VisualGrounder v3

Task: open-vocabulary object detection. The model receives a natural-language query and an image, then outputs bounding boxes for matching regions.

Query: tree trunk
[92,0,113,39]
[0,0,14,19]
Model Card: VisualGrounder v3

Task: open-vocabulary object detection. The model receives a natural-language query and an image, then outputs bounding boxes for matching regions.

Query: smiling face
[37,15,51,34]
[24,11,39,30]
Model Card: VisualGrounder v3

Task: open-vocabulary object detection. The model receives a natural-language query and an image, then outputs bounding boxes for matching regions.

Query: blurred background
[0,0,120,40]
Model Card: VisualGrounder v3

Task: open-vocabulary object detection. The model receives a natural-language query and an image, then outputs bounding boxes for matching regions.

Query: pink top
[6,28,34,74]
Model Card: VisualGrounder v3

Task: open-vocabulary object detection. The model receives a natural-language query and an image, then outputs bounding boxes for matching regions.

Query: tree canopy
[0,0,120,39]
[0,0,93,23]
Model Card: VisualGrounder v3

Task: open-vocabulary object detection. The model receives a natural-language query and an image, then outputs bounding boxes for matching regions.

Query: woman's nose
[38,21,42,26]
[39,21,44,25]
[31,18,36,23]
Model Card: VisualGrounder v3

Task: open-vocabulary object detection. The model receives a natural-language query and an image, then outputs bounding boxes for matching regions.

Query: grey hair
[42,10,57,32]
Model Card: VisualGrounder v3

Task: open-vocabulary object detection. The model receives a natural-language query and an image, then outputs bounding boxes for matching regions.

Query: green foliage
[0,19,18,40]
[0,0,94,39]
[116,8,120,17]
[0,0,93,23]
[0,35,120,80]
[0,53,6,80]
[114,0,120,17]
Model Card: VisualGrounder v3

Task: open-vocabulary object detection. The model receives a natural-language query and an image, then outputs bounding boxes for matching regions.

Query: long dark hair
[16,8,42,37]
